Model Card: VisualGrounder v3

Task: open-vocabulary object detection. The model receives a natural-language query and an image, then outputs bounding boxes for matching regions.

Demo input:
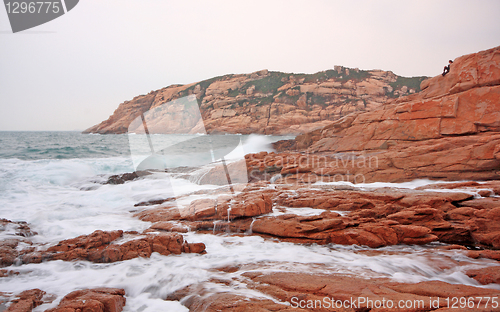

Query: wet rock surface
[45,288,126,312]
[4,289,47,312]
[0,219,38,268]
[168,271,500,312]
[1,288,126,312]
[466,266,500,285]
[134,182,500,249]
[20,230,206,264]
[3,185,500,311]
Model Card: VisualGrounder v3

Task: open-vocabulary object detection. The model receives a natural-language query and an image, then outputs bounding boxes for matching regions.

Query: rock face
[83,68,426,135]
[273,45,500,182]
[5,289,46,312]
[21,230,205,264]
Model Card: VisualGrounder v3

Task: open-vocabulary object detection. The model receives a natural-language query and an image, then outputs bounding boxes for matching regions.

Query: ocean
[0,131,498,311]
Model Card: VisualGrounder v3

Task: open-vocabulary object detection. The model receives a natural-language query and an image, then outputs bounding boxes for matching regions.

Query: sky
[0,0,499,131]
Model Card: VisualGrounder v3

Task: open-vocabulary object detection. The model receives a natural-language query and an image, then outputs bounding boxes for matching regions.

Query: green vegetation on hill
[387,76,427,98]
[292,68,371,83]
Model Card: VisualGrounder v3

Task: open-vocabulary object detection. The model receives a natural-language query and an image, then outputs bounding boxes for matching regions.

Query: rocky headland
[83,68,425,135]
[3,46,500,311]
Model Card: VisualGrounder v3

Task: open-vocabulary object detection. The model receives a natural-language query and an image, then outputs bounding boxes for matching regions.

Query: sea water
[0,131,498,311]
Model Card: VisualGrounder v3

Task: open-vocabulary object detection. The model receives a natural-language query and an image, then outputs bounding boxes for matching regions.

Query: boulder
[45,288,126,312]
[466,267,500,285]
[23,230,205,264]
[5,289,46,312]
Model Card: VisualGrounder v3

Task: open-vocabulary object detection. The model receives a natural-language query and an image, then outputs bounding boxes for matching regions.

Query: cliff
[83,68,426,135]
[264,45,500,182]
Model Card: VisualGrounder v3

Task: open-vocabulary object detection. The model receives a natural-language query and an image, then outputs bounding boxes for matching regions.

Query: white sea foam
[0,157,208,244]
[241,134,280,154]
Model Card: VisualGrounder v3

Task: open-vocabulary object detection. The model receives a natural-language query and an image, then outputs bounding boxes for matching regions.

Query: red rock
[459,198,500,210]
[5,289,45,312]
[307,218,346,232]
[226,193,273,219]
[28,231,205,264]
[446,207,478,221]
[267,46,500,183]
[359,223,399,245]
[0,219,37,238]
[0,239,19,267]
[134,205,181,222]
[478,189,493,197]
[329,228,387,248]
[47,230,124,253]
[0,269,19,277]
[281,164,312,175]
[119,238,153,260]
[471,231,500,249]
[387,206,445,224]
[137,192,273,223]
[20,252,43,264]
[386,280,500,303]
[172,184,500,249]
[416,181,482,190]
[148,221,189,233]
[400,234,439,245]
[467,250,500,261]
[466,266,500,285]
[474,207,500,220]
[168,290,302,312]
[182,242,206,254]
[186,198,217,220]
[0,220,39,268]
[45,288,126,312]
[197,159,249,186]
[84,69,421,136]
[438,244,468,250]
[392,224,431,239]
[398,192,473,207]
[251,218,319,239]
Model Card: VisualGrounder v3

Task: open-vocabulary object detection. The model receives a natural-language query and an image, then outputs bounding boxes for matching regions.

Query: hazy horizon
[1,0,499,131]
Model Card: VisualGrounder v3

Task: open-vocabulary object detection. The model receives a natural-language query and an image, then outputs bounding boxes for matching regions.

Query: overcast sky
[1,0,499,131]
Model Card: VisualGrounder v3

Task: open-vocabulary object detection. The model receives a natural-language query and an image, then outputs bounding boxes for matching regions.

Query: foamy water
[0,132,499,311]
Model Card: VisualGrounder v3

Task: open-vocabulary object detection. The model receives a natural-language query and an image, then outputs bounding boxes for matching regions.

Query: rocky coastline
[2,46,500,311]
